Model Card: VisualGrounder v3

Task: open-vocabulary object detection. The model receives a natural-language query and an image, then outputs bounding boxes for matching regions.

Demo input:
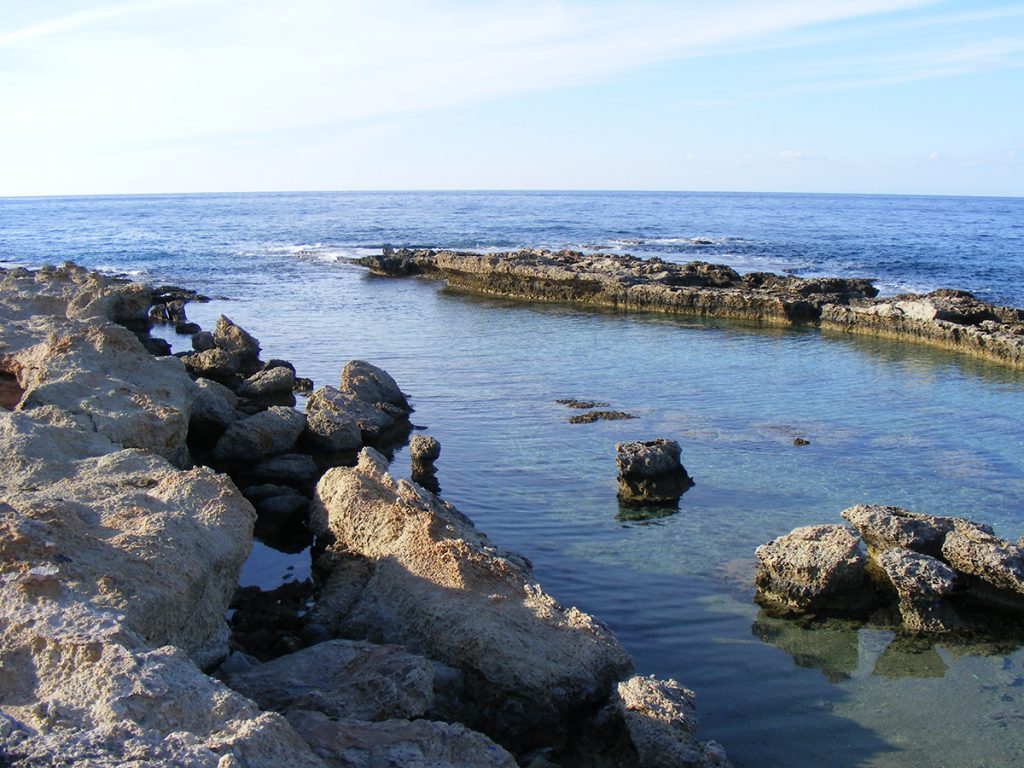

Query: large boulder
[615,439,693,504]
[754,525,871,615]
[306,385,397,446]
[239,366,296,399]
[189,376,241,446]
[877,548,962,633]
[181,346,242,382]
[340,360,411,413]
[309,449,634,749]
[213,406,307,463]
[224,639,436,722]
[304,405,363,452]
[286,710,517,768]
[840,504,978,557]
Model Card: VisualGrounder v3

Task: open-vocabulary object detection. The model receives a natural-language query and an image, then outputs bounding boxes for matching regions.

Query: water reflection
[752,612,861,683]
[615,500,680,525]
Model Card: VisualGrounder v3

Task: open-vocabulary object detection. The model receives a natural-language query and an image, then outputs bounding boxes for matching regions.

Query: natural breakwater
[2,191,1024,767]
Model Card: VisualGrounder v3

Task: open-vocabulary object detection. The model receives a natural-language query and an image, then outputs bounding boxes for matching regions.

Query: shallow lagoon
[180,259,1024,768]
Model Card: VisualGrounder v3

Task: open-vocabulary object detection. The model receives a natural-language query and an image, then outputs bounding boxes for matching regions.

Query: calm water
[2,191,1024,767]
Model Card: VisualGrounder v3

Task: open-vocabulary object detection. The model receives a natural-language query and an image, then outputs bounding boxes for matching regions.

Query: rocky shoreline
[357,248,1024,370]
[0,264,729,767]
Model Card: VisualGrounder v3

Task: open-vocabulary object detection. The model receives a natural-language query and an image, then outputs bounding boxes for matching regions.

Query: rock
[189,376,242,447]
[139,334,173,356]
[307,552,375,636]
[9,319,194,466]
[182,347,242,382]
[570,410,637,424]
[225,639,436,721]
[286,709,518,768]
[556,398,610,409]
[340,359,411,413]
[192,329,217,351]
[213,406,306,463]
[304,405,364,452]
[840,504,975,557]
[754,525,872,615]
[239,366,297,398]
[175,321,201,335]
[252,453,320,486]
[941,526,1024,613]
[410,434,441,464]
[309,448,634,749]
[213,315,262,374]
[615,439,693,504]
[251,488,310,518]
[294,376,314,394]
[219,650,261,676]
[793,437,810,446]
[607,675,731,768]
[877,548,963,633]
[307,385,398,446]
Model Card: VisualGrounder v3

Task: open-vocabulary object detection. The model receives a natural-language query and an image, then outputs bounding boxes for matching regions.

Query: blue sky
[1,0,1021,196]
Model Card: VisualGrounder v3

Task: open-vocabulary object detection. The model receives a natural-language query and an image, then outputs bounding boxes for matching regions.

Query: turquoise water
[3,191,1024,766]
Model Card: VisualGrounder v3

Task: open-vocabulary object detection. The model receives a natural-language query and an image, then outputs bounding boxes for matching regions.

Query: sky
[0,0,1022,197]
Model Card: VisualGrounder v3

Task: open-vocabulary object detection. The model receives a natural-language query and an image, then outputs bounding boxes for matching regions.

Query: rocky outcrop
[409,433,441,491]
[759,505,1024,636]
[309,448,635,749]
[615,439,694,504]
[754,525,872,615]
[357,248,1024,369]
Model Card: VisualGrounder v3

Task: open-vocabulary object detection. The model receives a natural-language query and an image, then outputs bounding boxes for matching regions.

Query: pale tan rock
[340,360,411,412]
[213,406,306,463]
[310,449,633,747]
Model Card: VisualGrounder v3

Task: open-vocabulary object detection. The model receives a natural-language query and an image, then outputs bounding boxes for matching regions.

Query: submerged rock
[309,448,634,749]
[754,524,872,615]
[615,439,694,504]
[570,410,637,424]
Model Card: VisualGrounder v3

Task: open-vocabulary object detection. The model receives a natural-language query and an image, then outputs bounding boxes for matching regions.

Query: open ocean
[2,190,1024,767]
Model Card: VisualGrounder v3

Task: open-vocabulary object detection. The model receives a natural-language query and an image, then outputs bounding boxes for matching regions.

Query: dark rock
[754,524,872,615]
[188,377,240,447]
[181,347,241,383]
[303,404,363,452]
[175,321,201,335]
[793,437,810,446]
[213,406,306,463]
[615,439,693,504]
[570,410,637,424]
[137,335,172,357]
[556,399,610,409]
[252,453,320,486]
[262,359,296,373]
[230,580,314,661]
[409,434,441,464]
[238,366,296,398]
[293,376,314,394]
[191,330,216,351]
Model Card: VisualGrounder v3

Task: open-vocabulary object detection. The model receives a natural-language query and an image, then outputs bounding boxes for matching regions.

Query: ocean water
[2,191,1024,767]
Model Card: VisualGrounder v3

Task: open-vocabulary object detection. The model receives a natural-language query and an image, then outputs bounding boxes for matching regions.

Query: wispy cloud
[0,1,191,48]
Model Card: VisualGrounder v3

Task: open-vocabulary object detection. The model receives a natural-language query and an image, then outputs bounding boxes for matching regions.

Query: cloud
[0,0,193,47]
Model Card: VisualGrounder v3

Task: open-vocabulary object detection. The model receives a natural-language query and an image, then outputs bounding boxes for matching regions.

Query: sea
[2,191,1023,767]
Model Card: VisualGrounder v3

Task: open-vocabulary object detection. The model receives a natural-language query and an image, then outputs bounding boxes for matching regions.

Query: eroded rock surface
[615,439,694,504]
[310,448,634,749]
[878,548,962,633]
[841,504,967,557]
[754,525,871,615]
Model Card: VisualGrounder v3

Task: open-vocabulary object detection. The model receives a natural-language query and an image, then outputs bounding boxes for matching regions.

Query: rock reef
[0,263,729,767]
[358,248,1024,369]
[755,504,1024,637]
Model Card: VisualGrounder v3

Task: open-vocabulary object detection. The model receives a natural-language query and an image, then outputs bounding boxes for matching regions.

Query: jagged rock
[840,504,975,557]
[225,639,436,721]
[8,319,194,466]
[754,525,871,615]
[138,334,172,356]
[239,366,296,398]
[213,315,262,374]
[607,676,731,768]
[341,360,412,413]
[409,434,441,464]
[307,385,397,445]
[615,439,693,504]
[253,453,320,486]
[556,398,610,409]
[175,321,201,335]
[189,376,241,446]
[286,710,518,768]
[213,406,306,463]
[182,347,242,382]
[309,449,634,749]
[941,526,1024,613]
[877,548,962,633]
